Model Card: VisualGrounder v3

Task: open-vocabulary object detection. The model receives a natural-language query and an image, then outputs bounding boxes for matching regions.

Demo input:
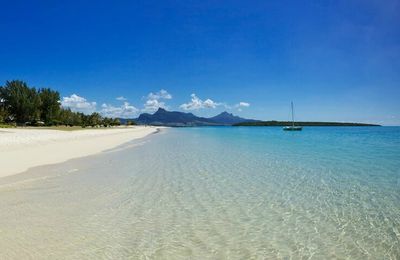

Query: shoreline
[0,126,161,178]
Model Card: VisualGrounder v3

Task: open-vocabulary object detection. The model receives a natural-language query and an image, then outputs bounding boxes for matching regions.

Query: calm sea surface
[0,127,399,259]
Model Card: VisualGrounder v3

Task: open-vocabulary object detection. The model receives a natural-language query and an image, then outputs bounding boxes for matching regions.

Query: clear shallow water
[0,127,399,259]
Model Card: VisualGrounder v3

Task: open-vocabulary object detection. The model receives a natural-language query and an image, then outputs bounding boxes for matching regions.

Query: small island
[233,121,381,127]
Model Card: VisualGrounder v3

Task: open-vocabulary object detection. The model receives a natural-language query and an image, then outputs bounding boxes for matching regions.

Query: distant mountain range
[118,108,380,127]
[119,108,258,126]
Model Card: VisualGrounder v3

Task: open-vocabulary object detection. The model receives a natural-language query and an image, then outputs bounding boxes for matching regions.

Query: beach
[0,126,159,178]
[1,0,398,257]
[0,126,399,258]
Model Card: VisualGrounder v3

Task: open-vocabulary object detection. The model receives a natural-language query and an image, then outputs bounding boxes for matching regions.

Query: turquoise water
[0,127,399,259]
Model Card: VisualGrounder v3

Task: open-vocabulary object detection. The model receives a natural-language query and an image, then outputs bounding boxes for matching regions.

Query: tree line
[0,80,129,127]
[233,121,380,127]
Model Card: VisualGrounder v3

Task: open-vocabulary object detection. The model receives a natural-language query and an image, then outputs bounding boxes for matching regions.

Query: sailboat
[283,102,303,131]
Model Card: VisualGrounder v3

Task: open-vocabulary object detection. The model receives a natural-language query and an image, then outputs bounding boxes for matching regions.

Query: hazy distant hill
[208,111,258,125]
[119,110,380,127]
[125,108,257,126]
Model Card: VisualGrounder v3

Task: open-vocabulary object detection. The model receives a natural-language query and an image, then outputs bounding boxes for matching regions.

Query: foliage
[0,80,41,123]
[126,120,136,125]
[111,118,121,126]
[233,121,381,127]
[38,88,61,125]
[0,80,127,127]
[0,99,9,123]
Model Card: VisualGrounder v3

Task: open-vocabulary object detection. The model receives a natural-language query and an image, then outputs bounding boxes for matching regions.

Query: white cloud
[203,98,218,108]
[116,96,127,101]
[235,101,250,111]
[61,94,97,114]
[180,94,203,110]
[147,89,172,100]
[180,94,221,110]
[238,102,250,107]
[61,94,141,118]
[101,102,139,118]
[142,89,172,112]
[143,99,167,112]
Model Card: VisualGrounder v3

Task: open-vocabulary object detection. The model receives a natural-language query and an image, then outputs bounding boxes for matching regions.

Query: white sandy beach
[0,126,159,178]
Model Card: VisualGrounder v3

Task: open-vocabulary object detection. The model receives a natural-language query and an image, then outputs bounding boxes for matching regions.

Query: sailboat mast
[291,101,294,127]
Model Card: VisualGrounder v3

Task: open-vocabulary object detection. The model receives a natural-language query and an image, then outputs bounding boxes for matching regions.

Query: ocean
[0,126,399,259]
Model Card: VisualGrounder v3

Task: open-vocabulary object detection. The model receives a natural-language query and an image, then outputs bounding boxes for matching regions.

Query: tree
[0,80,123,127]
[126,120,136,126]
[112,118,121,126]
[102,117,113,127]
[0,98,9,123]
[58,108,73,126]
[0,80,41,123]
[88,112,102,127]
[39,88,61,125]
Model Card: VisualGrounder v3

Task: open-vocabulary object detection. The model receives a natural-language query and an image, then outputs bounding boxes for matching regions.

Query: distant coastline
[233,121,381,127]
[125,108,382,127]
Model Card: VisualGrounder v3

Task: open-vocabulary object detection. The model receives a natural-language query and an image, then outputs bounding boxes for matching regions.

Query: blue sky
[0,0,399,124]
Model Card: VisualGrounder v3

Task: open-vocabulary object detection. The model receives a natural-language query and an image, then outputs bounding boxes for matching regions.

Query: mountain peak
[155,107,167,113]
[219,111,232,116]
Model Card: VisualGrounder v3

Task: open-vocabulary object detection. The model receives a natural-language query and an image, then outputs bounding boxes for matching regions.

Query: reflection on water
[0,127,399,259]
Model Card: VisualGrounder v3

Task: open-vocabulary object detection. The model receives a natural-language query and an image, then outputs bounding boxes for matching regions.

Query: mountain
[131,108,257,126]
[209,111,258,125]
[135,108,213,126]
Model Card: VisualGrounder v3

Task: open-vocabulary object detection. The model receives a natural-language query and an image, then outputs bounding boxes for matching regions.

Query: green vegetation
[0,123,15,128]
[233,121,381,127]
[0,80,130,128]
[126,120,137,126]
[0,80,41,123]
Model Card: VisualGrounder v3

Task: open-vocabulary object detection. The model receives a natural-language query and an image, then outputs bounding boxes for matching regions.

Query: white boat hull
[283,126,303,131]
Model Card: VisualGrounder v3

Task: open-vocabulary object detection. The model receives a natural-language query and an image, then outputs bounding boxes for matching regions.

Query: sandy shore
[0,126,159,178]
